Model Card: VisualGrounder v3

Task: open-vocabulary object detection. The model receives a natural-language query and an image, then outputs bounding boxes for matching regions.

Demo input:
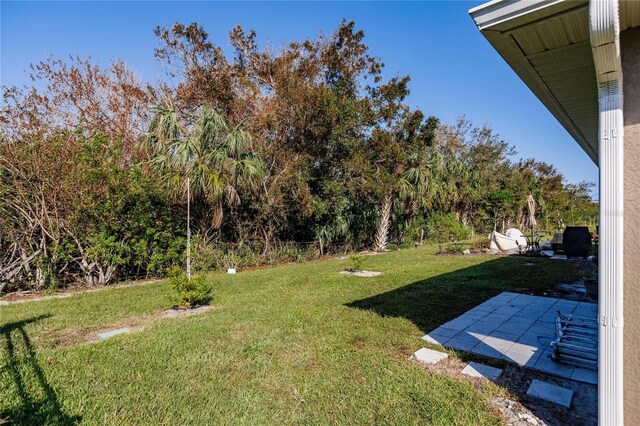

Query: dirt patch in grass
[348,335,367,349]
[54,305,219,346]
[304,361,320,371]
[0,278,162,305]
[158,305,216,318]
[339,270,382,277]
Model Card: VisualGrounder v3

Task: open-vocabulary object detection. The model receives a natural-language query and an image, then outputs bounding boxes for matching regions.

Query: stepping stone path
[526,379,574,408]
[461,361,503,381]
[412,348,448,365]
[97,328,130,340]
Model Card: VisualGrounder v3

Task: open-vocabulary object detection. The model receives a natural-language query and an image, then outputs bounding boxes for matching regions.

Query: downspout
[589,1,624,424]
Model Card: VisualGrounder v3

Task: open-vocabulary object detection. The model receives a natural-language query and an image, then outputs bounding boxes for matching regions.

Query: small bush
[425,213,470,243]
[443,244,465,255]
[167,267,212,309]
[347,254,367,272]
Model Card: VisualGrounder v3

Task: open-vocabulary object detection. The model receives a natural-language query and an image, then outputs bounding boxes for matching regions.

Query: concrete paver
[461,361,503,381]
[527,379,574,408]
[412,348,448,365]
[425,292,597,383]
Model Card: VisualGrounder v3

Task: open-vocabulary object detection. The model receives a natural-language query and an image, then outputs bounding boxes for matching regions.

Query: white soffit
[470,0,599,163]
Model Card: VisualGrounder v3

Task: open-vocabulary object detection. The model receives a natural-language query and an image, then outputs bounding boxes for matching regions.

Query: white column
[590,1,624,424]
[598,79,624,426]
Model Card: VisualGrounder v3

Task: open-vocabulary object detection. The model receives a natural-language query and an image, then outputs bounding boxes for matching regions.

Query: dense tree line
[0,21,597,292]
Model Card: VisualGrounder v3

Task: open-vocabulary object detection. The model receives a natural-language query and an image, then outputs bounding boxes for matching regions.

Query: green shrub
[347,254,367,272]
[167,267,212,308]
[425,213,470,243]
[443,244,465,255]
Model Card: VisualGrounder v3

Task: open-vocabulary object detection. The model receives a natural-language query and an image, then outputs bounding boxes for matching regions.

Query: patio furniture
[489,231,526,255]
[551,232,564,253]
[506,228,527,247]
[563,227,592,258]
[523,234,543,254]
[550,312,598,370]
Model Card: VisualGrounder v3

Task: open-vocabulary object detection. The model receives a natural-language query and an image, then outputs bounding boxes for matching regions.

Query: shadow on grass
[346,256,595,425]
[346,256,572,335]
[1,314,81,425]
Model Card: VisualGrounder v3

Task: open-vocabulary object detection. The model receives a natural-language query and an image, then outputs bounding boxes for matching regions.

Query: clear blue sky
[1,1,598,192]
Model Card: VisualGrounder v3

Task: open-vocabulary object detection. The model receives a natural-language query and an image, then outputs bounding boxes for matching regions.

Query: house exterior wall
[622,25,640,425]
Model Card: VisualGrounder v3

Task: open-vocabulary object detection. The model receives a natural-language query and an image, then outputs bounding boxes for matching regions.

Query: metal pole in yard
[187,176,191,281]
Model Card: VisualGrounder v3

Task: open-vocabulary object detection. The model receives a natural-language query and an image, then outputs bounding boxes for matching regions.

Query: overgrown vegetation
[191,241,320,272]
[0,21,597,293]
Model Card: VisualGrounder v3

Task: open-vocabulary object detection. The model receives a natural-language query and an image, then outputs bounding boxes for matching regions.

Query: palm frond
[142,103,263,228]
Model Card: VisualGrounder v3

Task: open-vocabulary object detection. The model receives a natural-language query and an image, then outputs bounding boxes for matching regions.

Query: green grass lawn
[1,248,581,425]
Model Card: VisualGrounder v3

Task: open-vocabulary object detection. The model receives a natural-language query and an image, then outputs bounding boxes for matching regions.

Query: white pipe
[590,1,624,424]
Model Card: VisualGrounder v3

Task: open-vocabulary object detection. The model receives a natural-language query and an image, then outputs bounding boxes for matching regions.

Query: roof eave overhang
[470,0,575,31]
[469,0,599,165]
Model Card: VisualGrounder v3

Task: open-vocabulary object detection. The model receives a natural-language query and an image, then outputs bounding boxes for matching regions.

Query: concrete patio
[424,292,598,384]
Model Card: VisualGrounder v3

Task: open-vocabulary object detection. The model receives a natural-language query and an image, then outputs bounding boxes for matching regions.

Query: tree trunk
[460,211,469,228]
[0,247,40,293]
[373,194,393,252]
[517,209,524,229]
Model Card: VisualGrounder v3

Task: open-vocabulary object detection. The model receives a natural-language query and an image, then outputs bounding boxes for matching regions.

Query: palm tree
[373,155,435,252]
[143,103,263,278]
[372,192,394,252]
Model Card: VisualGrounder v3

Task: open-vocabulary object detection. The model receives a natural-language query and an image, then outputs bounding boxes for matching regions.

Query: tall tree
[369,111,438,251]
